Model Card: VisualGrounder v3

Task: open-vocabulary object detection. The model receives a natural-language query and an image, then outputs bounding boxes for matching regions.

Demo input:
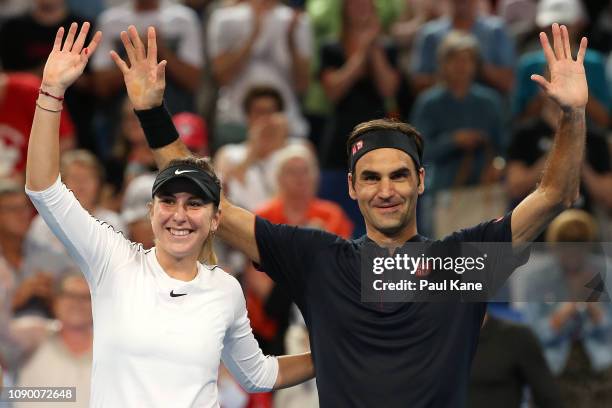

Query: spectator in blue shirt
[411,30,505,194]
[410,0,516,94]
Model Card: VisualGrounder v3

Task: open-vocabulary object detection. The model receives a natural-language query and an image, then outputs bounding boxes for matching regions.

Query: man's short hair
[346,119,425,171]
[436,30,481,66]
[242,85,285,115]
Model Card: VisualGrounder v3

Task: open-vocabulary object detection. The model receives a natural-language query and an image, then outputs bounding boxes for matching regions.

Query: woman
[24,22,313,408]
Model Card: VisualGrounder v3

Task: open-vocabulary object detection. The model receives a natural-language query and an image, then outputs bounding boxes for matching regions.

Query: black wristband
[134,103,179,149]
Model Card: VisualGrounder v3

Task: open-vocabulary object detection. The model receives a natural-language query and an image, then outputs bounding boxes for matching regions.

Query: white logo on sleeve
[175,169,198,175]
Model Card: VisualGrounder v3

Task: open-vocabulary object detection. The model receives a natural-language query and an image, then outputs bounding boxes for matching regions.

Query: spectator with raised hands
[25,21,314,408]
[319,0,401,170]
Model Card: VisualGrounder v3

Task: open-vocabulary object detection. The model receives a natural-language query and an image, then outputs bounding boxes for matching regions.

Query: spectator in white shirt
[208,0,312,139]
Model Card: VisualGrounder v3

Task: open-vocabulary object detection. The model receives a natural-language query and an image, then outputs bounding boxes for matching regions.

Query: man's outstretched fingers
[539,32,555,66]
[157,60,167,82]
[147,26,157,65]
[128,25,145,60]
[576,37,587,64]
[530,74,550,93]
[561,25,571,60]
[551,23,564,59]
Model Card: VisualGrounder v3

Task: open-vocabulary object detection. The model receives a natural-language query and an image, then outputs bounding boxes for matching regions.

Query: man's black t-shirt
[255,213,516,408]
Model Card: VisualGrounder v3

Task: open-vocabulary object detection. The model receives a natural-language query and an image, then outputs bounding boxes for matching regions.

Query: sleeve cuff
[24,175,62,197]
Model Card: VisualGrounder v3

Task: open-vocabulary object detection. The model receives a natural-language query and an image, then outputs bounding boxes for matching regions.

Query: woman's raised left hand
[41,22,102,96]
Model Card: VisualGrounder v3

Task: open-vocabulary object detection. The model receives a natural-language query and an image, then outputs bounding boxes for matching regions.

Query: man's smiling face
[349,148,424,239]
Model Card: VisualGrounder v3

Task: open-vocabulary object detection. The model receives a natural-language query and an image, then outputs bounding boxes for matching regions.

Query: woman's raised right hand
[41,22,102,96]
[111,25,167,110]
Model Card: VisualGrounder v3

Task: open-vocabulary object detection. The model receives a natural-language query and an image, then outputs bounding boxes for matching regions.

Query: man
[17,274,93,408]
[113,24,588,407]
[410,0,516,94]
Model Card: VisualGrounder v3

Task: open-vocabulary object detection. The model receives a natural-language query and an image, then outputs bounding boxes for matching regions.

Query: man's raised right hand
[110,25,166,110]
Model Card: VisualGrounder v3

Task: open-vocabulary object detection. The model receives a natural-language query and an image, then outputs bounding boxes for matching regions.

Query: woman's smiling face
[150,191,219,260]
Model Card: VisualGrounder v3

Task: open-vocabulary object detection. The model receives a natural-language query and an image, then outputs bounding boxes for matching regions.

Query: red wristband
[39,88,64,102]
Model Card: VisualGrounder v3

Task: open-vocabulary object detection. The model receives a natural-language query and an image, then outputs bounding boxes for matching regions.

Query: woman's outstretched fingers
[52,27,64,52]
[72,22,90,55]
[62,22,78,52]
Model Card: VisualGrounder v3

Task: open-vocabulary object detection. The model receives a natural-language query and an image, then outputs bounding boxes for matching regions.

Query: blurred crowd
[0,0,611,407]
